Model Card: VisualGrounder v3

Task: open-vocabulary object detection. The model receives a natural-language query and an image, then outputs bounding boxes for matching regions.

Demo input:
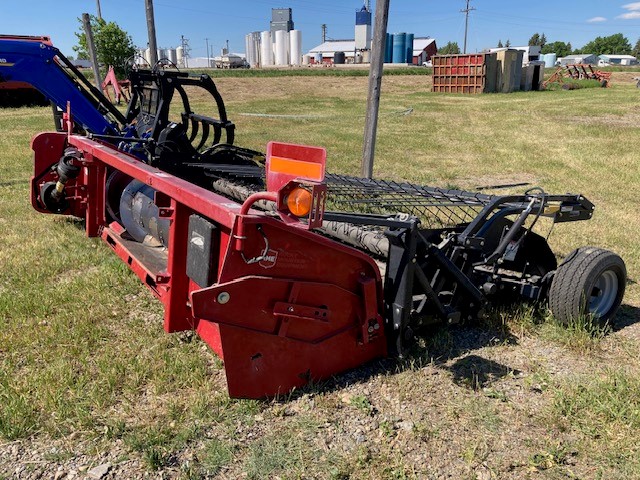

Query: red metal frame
[30,132,387,398]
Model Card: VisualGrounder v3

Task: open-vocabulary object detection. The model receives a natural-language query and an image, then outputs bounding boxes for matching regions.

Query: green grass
[185,65,430,78]
[1,73,639,477]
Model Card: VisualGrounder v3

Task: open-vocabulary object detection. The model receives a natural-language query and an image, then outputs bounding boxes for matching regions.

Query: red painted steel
[30,132,387,398]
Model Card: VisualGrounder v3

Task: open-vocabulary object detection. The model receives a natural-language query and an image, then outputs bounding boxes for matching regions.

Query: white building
[598,54,638,66]
[560,54,598,65]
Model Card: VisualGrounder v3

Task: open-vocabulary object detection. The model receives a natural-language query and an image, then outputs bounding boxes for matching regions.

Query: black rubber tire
[549,247,626,326]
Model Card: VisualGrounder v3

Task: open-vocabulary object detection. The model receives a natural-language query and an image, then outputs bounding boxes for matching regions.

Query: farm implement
[1,36,627,398]
[544,63,612,88]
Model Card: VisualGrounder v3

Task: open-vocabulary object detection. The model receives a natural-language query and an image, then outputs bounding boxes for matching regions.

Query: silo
[275,30,288,65]
[252,35,260,67]
[544,53,557,68]
[157,49,164,61]
[392,33,406,63]
[289,30,302,66]
[144,48,152,65]
[385,33,393,63]
[176,46,184,67]
[260,31,273,66]
[302,54,311,65]
[245,35,252,67]
[405,33,414,64]
[314,52,323,64]
[168,48,177,65]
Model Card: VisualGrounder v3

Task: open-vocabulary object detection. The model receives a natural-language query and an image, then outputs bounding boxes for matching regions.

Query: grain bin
[334,51,346,64]
[405,33,414,64]
[392,33,406,63]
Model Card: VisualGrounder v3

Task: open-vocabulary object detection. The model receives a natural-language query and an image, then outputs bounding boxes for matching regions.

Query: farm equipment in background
[1,37,628,398]
[544,63,612,89]
[101,65,131,104]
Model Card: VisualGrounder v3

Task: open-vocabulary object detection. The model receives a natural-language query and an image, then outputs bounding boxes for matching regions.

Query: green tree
[633,38,640,58]
[580,33,632,55]
[542,41,572,58]
[505,39,511,47]
[438,41,461,55]
[74,15,136,77]
[528,33,547,47]
[497,39,504,48]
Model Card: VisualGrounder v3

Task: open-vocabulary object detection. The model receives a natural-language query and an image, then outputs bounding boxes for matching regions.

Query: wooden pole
[145,0,159,65]
[96,0,102,20]
[361,0,390,179]
[82,13,102,88]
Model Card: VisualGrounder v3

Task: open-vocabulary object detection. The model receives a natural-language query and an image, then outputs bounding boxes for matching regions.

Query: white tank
[144,48,152,65]
[289,30,302,66]
[168,48,177,65]
[260,31,273,66]
[157,49,164,61]
[302,54,311,65]
[245,35,252,66]
[275,30,288,66]
[251,36,260,67]
[176,46,184,67]
[544,53,557,68]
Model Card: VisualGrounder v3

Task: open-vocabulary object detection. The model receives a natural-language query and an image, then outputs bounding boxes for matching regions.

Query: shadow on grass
[612,303,640,332]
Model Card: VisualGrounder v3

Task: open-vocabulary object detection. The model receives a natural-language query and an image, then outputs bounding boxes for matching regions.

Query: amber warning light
[266,141,327,229]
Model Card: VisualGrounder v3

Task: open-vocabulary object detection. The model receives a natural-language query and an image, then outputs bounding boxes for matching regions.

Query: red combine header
[1,37,628,398]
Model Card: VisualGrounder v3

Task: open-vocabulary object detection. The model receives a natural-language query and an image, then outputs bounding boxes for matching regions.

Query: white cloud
[587,16,607,22]
[622,2,640,10]
[617,11,640,19]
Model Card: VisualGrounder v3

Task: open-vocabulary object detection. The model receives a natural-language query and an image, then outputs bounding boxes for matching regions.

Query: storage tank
[274,30,288,65]
[168,48,177,65]
[544,53,557,68]
[302,54,311,65]
[405,33,414,64]
[245,35,252,66]
[334,51,345,64]
[314,52,323,64]
[385,33,393,62]
[260,31,273,66]
[176,46,184,67]
[289,30,302,66]
[157,49,166,61]
[144,48,152,65]
[392,33,407,63]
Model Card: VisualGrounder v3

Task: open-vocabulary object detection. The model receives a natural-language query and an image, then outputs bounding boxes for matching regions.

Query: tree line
[438,33,640,58]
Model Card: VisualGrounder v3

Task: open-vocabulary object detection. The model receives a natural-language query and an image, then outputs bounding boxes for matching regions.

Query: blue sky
[3,1,640,57]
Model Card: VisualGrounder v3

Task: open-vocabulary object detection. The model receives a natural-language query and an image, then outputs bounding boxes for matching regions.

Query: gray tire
[549,247,626,325]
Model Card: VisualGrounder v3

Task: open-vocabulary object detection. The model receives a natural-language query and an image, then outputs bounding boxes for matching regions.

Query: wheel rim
[588,270,619,318]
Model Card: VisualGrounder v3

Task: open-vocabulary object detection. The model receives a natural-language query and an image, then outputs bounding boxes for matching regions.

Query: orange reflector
[269,156,324,181]
[286,188,312,217]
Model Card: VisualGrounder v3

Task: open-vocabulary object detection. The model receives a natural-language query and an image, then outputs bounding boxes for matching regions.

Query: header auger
[2,36,627,398]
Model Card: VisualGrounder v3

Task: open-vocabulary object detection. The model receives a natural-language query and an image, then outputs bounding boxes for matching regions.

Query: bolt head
[217,292,231,304]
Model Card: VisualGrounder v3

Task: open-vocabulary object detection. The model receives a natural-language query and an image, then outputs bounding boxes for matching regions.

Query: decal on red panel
[259,249,278,269]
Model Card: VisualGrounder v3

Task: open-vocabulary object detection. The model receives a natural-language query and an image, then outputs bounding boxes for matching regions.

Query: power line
[461,0,476,54]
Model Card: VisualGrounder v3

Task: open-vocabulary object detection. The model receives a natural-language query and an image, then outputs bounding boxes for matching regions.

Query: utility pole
[82,13,102,88]
[321,24,327,43]
[205,38,210,67]
[361,0,390,179]
[145,0,159,65]
[96,0,102,20]
[461,0,475,54]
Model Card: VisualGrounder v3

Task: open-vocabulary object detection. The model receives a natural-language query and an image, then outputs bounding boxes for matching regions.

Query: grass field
[1,72,639,479]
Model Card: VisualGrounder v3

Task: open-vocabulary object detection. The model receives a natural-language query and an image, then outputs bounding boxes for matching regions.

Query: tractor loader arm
[0,35,125,134]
